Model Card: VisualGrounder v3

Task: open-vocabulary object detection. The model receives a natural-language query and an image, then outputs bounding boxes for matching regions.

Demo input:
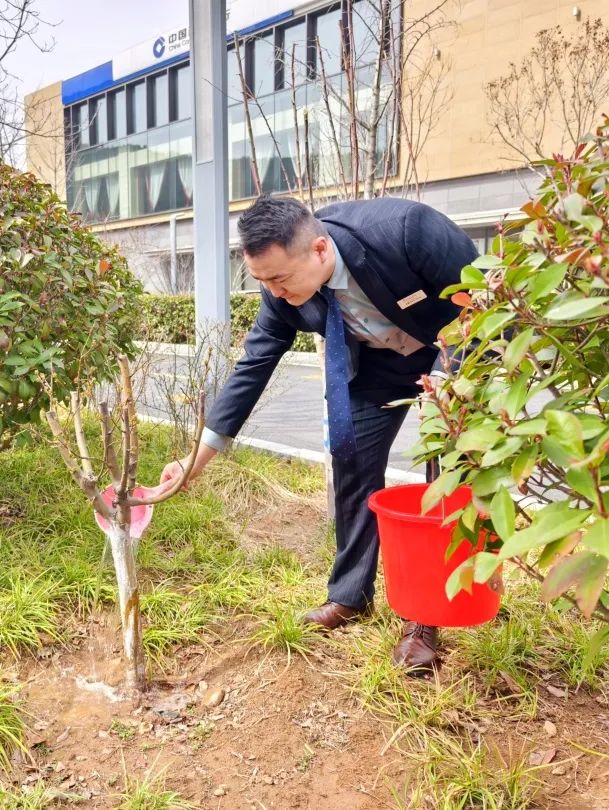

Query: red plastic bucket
[368,483,500,627]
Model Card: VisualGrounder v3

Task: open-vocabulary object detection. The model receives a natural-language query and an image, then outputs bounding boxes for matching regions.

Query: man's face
[244,235,334,307]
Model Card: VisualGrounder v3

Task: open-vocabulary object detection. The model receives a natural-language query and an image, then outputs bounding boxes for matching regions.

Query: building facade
[25,0,607,292]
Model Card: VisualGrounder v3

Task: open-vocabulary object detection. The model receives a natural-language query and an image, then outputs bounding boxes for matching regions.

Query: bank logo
[153,36,166,59]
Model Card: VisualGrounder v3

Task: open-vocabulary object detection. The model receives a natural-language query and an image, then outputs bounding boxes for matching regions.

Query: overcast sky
[7,0,189,95]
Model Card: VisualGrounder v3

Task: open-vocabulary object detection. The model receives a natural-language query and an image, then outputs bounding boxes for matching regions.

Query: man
[160,194,477,675]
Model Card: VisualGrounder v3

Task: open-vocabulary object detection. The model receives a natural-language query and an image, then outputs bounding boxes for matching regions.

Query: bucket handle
[425,456,446,522]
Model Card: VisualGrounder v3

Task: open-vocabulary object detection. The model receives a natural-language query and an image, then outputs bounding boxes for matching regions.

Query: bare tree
[0,0,55,166]
[46,356,205,691]
[233,0,453,205]
[486,17,609,167]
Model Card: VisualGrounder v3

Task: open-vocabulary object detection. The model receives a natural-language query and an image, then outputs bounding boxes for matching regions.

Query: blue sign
[153,36,166,59]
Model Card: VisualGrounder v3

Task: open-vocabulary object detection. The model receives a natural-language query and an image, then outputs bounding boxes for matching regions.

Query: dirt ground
[4,498,609,809]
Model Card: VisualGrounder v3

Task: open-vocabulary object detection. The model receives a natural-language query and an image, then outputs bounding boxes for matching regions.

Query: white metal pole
[189,0,230,339]
[169,214,177,293]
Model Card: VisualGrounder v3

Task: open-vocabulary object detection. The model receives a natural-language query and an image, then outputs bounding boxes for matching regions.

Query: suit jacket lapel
[324,221,426,341]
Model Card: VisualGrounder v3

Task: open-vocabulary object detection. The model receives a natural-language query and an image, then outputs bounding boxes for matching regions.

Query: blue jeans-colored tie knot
[321,286,357,460]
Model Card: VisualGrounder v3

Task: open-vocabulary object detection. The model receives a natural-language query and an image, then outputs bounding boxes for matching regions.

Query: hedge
[139,293,315,352]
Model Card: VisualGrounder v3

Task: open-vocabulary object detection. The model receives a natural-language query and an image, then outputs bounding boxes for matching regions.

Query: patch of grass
[189,719,214,750]
[540,612,609,689]
[0,781,78,808]
[203,446,324,513]
[392,730,543,809]
[141,585,214,665]
[453,576,609,707]
[110,719,136,742]
[0,576,63,658]
[116,767,197,810]
[0,684,27,773]
[336,616,481,734]
[248,602,320,663]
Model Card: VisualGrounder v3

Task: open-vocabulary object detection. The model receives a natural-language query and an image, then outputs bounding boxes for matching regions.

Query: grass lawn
[0,423,608,808]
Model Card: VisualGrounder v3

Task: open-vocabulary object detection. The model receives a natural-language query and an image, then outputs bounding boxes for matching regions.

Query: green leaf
[445,558,474,600]
[472,466,514,497]
[456,425,503,453]
[541,436,581,468]
[472,255,504,270]
[545,296,607,321]
[473,552,501,584]
[452,377,476,400]
[512,445,539,485]
[504,328,535,373]
[566,467,598,504]
[490,486,515,541]
[542,551,607,618]
[480,436,523,467]
[545,410,585,459]
[498,504,590,560]
[477,311,515,340]
[582,519,609,559]
[582,626,609,672]
[562,192,585,221]
[538,533,581,569]
[461,265,487,285]
[527,263,568,302]
[421,469,463,514]
[507,418,547,436]
[505,372,531,420]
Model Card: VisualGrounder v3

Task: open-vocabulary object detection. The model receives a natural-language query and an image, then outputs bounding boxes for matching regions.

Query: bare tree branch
[70,391,94,476]
[45,408,113,521]
[99,400,121,487]
[128,391,206,506]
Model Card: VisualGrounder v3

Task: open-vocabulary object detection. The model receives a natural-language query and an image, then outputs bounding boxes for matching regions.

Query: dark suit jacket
[206,198,478,438]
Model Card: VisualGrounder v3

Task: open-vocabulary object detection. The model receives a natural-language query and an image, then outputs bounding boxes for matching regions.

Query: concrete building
[24,0,607,292]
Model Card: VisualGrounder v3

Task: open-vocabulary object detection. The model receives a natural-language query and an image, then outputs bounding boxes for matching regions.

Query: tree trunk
[108,523,146,690]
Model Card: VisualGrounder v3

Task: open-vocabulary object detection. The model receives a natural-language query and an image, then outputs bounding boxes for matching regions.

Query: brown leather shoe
[303,601,372,630]
[392,622,440,676]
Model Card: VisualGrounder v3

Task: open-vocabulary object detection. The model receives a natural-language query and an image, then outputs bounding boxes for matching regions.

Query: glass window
[75,103,89,147]
[253,33,275,97]
[227,45,244,103]
[315,8,343,78]
[90,96,107,145]
[130,82,147,133]
[175,64,192,120]
[109,89,127,140]
[273,88,304,192]
[152,73,169,127]
[352,0,379,64]
[228,103,253,200]
[282,21,307,87]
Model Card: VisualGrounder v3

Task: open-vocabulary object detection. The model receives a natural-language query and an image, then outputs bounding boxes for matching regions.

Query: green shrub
[0,164,143,446]
[414,117,609,627]
[139,292,316,352]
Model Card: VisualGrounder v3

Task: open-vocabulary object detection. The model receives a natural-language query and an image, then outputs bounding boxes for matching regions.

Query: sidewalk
[139,341,425,484]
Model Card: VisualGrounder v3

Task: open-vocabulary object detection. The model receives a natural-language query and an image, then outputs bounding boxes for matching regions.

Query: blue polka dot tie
[321,286,357,460]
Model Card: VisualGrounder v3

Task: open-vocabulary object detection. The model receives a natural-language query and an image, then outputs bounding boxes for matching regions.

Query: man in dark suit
[160,194,478,675]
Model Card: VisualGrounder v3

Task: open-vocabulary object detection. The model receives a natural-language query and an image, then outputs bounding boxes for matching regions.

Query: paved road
[136,350,424,475]
[243,362,424,473]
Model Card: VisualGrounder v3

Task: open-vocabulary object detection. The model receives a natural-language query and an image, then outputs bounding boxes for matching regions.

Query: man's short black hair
[237,194,326,256]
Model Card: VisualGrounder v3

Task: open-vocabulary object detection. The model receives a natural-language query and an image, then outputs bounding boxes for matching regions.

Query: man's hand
[159,443,218,491]
[417,374,448,420]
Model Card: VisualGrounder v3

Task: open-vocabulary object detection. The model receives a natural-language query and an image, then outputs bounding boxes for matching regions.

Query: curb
[138,412,424,485]
[135,341,318,367]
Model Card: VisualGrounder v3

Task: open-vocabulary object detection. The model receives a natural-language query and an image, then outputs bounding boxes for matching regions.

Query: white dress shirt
[202,238,427,452]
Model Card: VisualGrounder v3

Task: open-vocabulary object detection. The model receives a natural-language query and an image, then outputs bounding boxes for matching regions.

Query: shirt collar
[325,237,349,291]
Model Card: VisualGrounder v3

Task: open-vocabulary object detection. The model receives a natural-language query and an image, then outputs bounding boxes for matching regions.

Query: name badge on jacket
[397,290,427,310]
